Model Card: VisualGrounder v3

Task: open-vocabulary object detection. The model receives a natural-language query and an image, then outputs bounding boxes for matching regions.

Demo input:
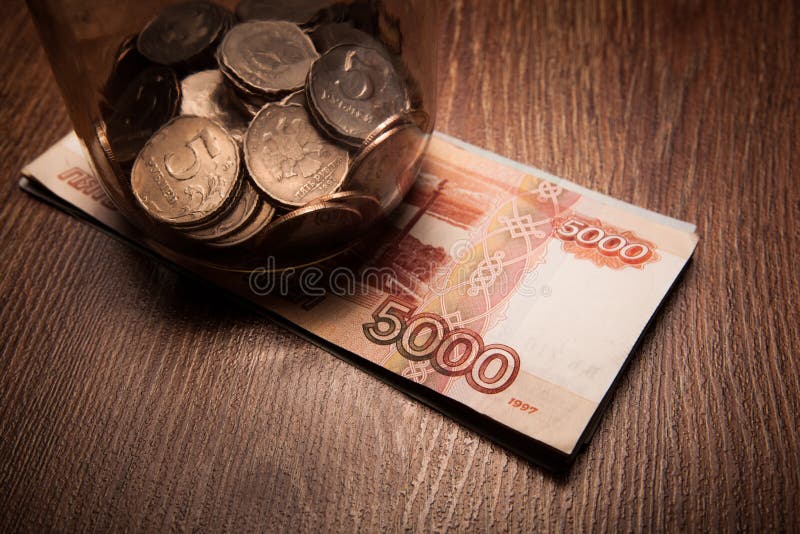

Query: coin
[181,70,249,141]
[207,198,276,248]
[244,104,349,208]
[105,66,181,164]
[258,201,363,257]
[310,23,385,55]
[218,21,319,98]
[307,44,408,146]
[131,116,241,227]
[345,123,426,210]
[184,177,260,241]
[137,1,233,67]
[235,0,329,26]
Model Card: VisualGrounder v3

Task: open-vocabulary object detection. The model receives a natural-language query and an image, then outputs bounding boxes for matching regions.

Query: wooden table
[2,0,798,530]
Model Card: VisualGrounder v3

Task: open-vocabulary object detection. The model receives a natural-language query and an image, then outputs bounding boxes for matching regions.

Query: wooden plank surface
[1,0,799,530]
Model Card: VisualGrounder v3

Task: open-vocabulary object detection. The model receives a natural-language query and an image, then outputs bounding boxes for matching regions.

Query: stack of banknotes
[21,131,698,470]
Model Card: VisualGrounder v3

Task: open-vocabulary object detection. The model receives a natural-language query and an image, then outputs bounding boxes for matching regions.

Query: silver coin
[218,21,319,97]
[307,44,408,146]
[181,70,249,142]
[131,116,241,227]
[244,104,349,208]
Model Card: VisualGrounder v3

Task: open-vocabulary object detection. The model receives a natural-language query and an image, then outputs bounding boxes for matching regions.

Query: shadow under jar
[26,0,438,271]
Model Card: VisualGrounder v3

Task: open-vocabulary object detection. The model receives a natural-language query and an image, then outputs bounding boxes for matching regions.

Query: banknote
[21,131,698,470]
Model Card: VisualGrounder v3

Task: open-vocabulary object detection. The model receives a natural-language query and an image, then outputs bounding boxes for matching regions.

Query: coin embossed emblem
[131,116,240,226]
[244,104,348,207]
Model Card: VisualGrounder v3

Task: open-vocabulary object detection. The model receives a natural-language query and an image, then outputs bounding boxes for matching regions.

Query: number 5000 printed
[363,297,520,394]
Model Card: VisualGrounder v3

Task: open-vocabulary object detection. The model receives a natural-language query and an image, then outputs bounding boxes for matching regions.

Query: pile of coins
[100,0,427,261]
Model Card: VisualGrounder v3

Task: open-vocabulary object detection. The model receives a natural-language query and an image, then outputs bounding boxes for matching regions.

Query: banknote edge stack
[19,131,698,471]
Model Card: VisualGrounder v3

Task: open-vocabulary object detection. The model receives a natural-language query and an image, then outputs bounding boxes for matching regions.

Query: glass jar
[26,0,437,270]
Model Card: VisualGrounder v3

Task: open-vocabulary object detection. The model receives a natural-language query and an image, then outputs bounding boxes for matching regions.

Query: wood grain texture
[1,0,799,531]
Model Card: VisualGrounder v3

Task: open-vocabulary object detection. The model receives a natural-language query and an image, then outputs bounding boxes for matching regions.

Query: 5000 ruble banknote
[22,132,697,470]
